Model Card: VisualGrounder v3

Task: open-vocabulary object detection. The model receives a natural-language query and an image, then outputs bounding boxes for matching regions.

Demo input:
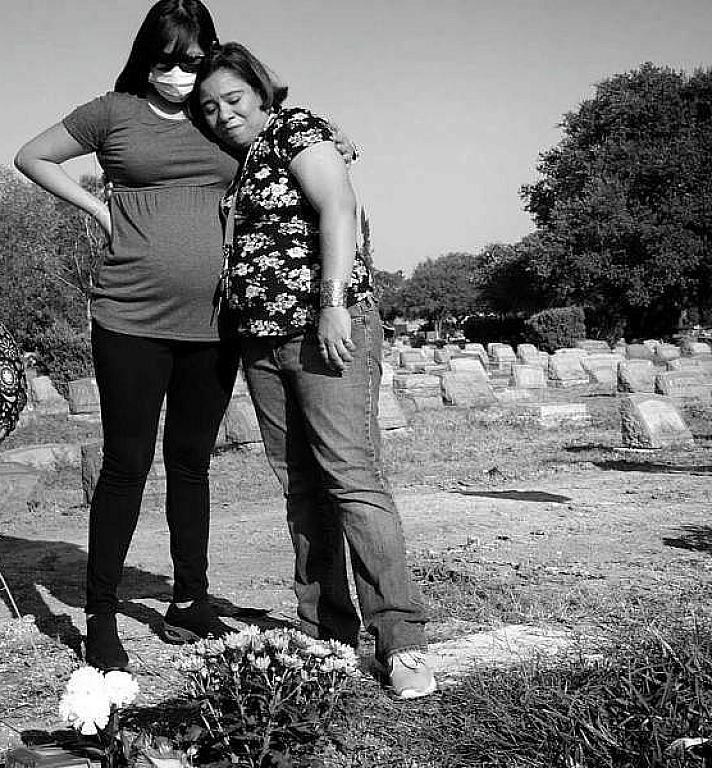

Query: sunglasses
[153,52,206,74]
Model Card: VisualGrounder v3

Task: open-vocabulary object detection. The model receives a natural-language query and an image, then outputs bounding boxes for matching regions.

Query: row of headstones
[387,339,712,400]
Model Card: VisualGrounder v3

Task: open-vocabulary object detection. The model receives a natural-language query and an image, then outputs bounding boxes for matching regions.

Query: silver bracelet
[320,278,347,308]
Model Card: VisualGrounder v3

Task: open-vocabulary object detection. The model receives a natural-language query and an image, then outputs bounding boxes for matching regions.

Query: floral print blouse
[219,107,373,336]
[0,323,27,438]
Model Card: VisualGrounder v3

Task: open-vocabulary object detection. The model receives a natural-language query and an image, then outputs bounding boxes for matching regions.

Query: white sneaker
[384,650,437,699]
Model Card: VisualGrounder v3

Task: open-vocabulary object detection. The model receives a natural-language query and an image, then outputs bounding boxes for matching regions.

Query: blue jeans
[241,300,428,661]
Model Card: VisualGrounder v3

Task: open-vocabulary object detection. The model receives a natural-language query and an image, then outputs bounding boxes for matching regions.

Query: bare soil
[0,398,711,752]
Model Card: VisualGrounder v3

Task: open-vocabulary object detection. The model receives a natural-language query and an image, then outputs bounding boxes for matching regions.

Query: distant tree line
[374,62,712,342]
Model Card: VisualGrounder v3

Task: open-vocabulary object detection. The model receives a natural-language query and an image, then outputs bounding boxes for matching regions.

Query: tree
[477,238,555,316]
[521,63,712,338]
[372,268,406,322]
[399,252,483,336]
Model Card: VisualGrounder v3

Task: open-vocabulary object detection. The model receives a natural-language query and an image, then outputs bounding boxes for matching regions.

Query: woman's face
[147,38,205,103]
[199,69,268,148]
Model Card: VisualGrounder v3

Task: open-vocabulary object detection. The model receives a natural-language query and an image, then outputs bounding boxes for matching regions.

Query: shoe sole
[161,622,203,645]
[393,677,438,700]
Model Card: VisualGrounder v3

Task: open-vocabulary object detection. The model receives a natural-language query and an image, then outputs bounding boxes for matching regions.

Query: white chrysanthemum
[104,671,139,708]
[252,655,271,671]
[304,641,332,659]
[176,653,205,673]
[59,667,111,735]
[193,637,225,657]
[276,652,303,670]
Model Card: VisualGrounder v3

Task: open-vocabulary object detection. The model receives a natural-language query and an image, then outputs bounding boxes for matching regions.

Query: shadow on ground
[454,489,571,503]
[593,461,712,475]
[663,525,712,553]
[0,535,277,654]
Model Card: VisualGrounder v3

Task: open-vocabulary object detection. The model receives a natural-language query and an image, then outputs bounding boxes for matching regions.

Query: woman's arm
[15,124,111,235]
[290,141,358,371]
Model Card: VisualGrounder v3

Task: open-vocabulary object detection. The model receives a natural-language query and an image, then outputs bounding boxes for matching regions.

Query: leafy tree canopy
[521,63,712,337]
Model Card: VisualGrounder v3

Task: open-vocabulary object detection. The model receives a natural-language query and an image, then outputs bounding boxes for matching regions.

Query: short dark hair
[195,42,288,112]
[115,0,218,96]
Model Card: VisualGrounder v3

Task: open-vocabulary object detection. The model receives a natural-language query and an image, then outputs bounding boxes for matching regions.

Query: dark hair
[115,0,218,96]
[195,42,288,111]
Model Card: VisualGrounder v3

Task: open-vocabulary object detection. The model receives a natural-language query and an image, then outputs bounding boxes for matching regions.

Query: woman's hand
[92,202,112,237]
[318,307,356,371]
[330,124,360,166]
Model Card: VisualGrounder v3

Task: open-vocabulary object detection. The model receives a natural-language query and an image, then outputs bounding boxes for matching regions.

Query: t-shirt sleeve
[62,93,114,151]
[275,108,334,164]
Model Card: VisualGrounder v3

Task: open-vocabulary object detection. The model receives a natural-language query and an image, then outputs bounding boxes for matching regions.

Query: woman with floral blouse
[196,43,436,699]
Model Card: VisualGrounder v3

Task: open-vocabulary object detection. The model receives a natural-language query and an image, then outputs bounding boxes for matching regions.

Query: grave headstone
[654,343,681,365]
[617,360,655,393]
[620,394,693,449]
[655,371,712,401]
[489,344,517,374]
[553,347,588,358]
[28,375,69,415]
[575,339,611,353]
[433,348,451,365]
[516,343,540,366]
[643,339,661,352]
[1,442,80,470]
[626,343,655,362]
[581,354,621,390]
[220,397,262,446]
[496,388,535,403]
[0,462,41,510]
[666,357,712,377]
[81,440,165,503]
[399,349,427,372]
[378,387,407,430]
[404,394,443,411]
[548,354,588,387]
[67,377,101,415]
[683,341,712,358]
[511,364,546,390]
[465,343,487,356]
[518,403,589,427]
[392,373,441,398]
[441,372,496,407]
[449,357,488,379]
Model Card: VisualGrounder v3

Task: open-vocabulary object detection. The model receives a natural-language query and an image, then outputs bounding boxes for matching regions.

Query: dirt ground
[0,408,711,745]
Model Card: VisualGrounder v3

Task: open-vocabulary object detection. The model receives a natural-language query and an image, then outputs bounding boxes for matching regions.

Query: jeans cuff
[377,642,429,665]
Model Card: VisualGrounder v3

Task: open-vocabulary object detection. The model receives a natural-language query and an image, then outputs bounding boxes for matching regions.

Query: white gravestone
[441,372,496,407]
[548,355,588,387]
[511,364,546,390]
[617,360,655,393]
[378,387,408,430]
[620,394,694,449]
[655,371,711,401]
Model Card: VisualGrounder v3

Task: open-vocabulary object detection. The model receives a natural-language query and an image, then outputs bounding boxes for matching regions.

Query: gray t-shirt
[63,92,239,341]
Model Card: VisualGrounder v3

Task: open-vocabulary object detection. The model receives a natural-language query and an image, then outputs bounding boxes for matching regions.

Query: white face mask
[148,66,197,103]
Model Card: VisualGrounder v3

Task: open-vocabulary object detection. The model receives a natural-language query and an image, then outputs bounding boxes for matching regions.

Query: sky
[1,0,711,272]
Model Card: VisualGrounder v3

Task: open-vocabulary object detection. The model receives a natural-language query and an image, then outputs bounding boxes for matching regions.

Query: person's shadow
[0,534,285,657]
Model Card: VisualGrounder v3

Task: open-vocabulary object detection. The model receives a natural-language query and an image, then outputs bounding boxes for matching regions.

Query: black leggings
[86,322,239,615]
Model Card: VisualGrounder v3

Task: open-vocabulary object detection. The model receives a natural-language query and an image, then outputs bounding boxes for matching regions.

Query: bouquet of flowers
[177,626,358,767]
[59,667,140,767]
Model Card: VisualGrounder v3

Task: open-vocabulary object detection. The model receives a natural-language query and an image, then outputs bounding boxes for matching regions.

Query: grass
[2,392,712,766]
[329,616,712,768]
